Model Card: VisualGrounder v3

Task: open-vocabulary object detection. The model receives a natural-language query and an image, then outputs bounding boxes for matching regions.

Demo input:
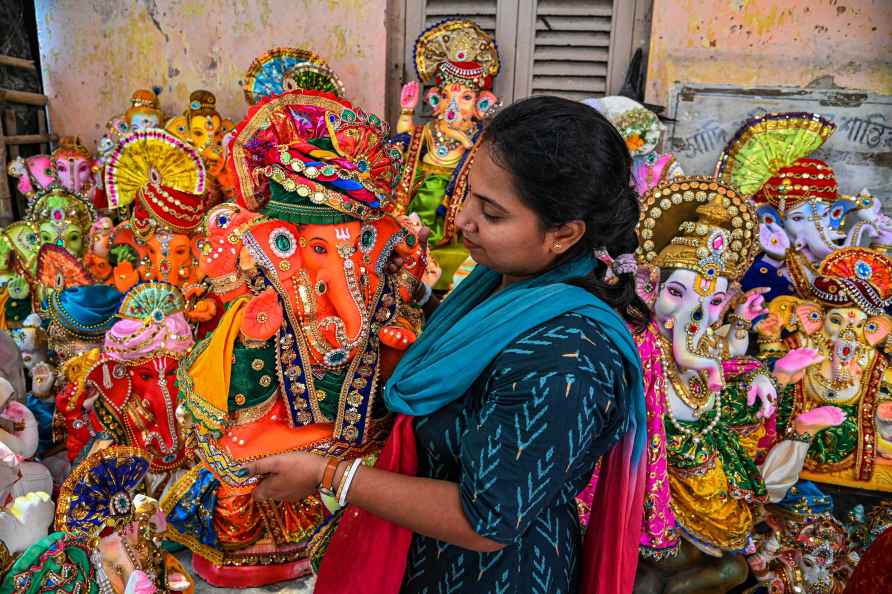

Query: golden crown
[637,176,758,282]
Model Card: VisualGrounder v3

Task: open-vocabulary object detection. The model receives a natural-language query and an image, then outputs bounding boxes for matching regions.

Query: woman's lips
[462,236,480,250]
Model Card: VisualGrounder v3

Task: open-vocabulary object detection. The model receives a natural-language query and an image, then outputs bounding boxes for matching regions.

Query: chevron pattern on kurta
[402,313,630,594]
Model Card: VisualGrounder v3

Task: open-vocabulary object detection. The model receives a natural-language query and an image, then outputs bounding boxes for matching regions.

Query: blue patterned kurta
[402,313,631,594]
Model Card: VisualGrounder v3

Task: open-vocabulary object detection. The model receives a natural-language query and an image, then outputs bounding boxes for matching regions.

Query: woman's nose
[455,208,476,234]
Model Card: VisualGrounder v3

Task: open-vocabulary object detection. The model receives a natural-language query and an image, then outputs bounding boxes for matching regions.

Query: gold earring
[553,242,562,251]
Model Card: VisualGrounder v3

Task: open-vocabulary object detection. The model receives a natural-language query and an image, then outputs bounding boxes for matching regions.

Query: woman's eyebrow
[477,193,508,214]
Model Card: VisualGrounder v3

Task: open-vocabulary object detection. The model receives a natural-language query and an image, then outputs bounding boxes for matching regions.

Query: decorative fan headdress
[414,19,501,91]
[3,220,41,277]
[228,90,401,222]
[37,243,92,292]
[104,129,207,239]
[54,445,150,536]
[715,112,837,213]
[104,129,206,209]
[118,280,186,322]
[243,47,343,104]
[636,176,758,284]
[103,282,192,362]
[809,247,892,316]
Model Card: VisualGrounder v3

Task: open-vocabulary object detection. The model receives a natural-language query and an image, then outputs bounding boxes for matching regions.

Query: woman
[244,96,649,593]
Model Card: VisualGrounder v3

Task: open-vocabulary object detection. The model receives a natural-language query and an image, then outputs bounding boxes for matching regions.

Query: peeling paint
[34,0,387,148]
[646,0,892,107]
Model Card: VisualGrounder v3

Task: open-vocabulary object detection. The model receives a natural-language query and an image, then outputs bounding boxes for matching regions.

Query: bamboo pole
[3,111,18,160]
[0,89,48,107]
[0,55,37,72]
[37,110,49,153]
[0,125,12,224]
[4,133,58,145]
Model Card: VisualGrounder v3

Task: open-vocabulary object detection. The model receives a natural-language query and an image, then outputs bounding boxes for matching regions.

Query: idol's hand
[400,81,421,110]
[735,287,770,322]
[387,223,431,275]
[243,451,327,503]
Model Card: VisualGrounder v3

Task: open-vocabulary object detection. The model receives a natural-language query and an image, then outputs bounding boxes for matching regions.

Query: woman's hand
[242,451,327,503]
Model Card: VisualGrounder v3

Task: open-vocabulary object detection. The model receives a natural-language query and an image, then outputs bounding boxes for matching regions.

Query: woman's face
[456,144,573,283]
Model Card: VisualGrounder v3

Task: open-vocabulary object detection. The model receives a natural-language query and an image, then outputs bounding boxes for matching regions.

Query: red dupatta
[314,413,644,594]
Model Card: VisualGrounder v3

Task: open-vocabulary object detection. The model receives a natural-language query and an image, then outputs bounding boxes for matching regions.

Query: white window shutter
[404,0,518,105]
[513,0,637,101]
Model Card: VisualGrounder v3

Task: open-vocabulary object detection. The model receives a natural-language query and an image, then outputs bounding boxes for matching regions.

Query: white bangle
[414,282,432,307]
[338,458,363,507]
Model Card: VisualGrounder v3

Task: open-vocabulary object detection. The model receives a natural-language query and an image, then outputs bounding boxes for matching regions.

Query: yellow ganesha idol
[393,19,500,289]
[764,247,892,492]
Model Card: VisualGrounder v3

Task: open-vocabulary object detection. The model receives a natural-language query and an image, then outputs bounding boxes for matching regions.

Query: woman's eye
[482,211,501,222]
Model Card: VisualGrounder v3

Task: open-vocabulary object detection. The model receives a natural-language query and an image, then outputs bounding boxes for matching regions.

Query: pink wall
[35,0,389,149]
[646,0,892,106]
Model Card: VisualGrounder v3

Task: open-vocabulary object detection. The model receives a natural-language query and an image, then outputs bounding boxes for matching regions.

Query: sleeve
[458,317,629,544]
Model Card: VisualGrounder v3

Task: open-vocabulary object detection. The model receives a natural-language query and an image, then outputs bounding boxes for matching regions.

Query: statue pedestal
[192,553,311,589]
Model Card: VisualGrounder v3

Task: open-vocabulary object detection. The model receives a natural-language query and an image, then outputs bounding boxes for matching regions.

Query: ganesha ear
[241,289,283,342]
[795,303,824,335]
[864,316,892,346]
[85,360,131,404]
[635,264,660,308]
[476,92,498,118]
[425,88,442,111]
[829,199,856,228]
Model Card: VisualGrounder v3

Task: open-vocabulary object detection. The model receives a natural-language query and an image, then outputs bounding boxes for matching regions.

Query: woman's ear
[548,221,586,254]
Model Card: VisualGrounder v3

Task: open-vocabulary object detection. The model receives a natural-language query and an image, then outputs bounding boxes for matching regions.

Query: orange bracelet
[318,456,340,497]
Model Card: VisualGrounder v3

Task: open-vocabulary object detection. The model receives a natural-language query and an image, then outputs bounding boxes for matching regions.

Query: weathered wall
[34,0,388,149]
[646,0,892,107]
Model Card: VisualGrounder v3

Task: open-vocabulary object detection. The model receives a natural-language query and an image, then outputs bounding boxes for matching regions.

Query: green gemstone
[275,234,291,252]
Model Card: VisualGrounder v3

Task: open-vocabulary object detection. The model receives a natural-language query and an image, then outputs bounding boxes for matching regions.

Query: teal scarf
[384,256,647,465]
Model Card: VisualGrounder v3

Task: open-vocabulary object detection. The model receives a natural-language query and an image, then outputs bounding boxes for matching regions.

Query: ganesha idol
[756,247,892,493]
[746,482,857,594]
[165,90,233,206]
[393,18,500,289]
[715,112,892,302]
[5,189,95,273]
[82,282,195,498]
[2,447,193,594]
[0,232,32,330]
[616,177,842,594]
[46,285,122,462]
[162,90,426,587]
[104,129,215,321]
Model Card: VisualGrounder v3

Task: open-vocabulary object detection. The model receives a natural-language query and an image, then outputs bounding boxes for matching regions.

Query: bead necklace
[658,335,714,417]
[657,337,721,448]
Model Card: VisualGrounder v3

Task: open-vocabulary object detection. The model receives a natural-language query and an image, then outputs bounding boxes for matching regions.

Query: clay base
[192,554,312,588]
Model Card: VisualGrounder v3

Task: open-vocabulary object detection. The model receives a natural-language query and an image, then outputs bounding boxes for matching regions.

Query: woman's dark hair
[481,95,650,332]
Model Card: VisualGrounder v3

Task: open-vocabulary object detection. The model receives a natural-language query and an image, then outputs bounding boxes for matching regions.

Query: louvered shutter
[513,0,636,101]
[404,0,518,105]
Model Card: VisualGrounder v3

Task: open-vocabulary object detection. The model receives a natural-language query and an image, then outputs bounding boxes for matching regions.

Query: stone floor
[175,552,315,594]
